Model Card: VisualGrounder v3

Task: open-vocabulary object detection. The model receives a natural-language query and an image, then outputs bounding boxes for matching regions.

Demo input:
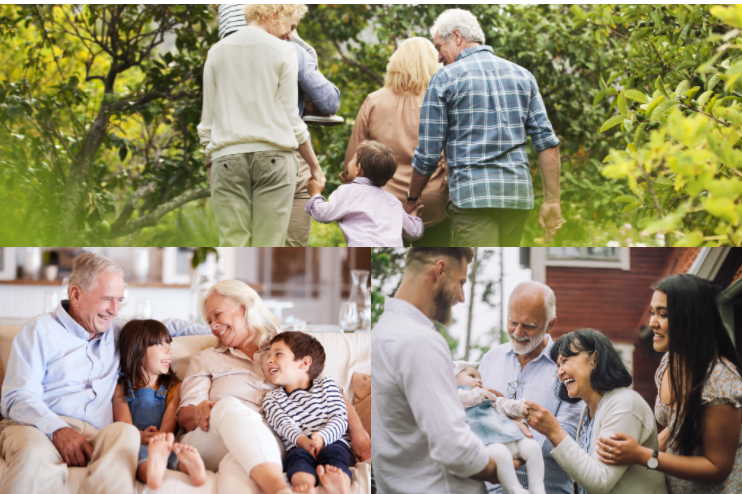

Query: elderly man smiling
[405,8,563,246]
[0,252,210,494]
[478,281,583,494]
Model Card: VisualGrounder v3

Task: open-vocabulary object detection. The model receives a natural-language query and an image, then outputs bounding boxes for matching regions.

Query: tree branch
[329,37,384,87]
[110,187,211,238]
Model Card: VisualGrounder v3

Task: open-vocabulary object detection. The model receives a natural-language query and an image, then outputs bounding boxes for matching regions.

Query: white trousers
[179,397,284,491]
[487,438,545,494]
[0,416,140,494]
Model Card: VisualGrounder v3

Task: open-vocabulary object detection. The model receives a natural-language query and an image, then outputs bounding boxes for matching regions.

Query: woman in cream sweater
[524,329,667,494]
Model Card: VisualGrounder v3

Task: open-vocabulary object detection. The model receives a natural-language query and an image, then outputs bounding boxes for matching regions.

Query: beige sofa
[0,325,371,494]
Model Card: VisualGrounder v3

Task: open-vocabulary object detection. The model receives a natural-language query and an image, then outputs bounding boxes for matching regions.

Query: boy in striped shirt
[263,331,354,494]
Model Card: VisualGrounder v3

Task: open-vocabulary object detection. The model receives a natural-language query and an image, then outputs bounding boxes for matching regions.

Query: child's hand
[513,419,533,438]
[311,431,325,454]
[306,178,324,197]
[485,387,504,398]
[339,168,351,184]
[410,202,425,218]
[297,435,316,459]
[140,425,159,445]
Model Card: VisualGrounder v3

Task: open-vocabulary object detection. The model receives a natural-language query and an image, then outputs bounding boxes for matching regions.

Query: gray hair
[508,281,556,325]
[68,252,125,298]
[430,9,485,45]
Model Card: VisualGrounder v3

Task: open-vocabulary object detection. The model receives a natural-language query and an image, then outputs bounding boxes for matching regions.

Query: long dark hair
[551,329,633,404]
[653,273,740,456]
[119,319,178,393]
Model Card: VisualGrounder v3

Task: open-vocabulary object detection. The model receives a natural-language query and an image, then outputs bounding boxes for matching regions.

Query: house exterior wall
[545,247,675,407]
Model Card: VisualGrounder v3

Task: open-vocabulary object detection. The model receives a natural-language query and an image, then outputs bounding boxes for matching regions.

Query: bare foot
[147,432,174,490]
[291,471,316,494]
[317,465,350,494]
[173,442,207,487]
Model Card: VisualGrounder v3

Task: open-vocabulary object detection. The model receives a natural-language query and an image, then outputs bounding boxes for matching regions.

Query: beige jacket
[345,87,449,228]
[198,26,309,159]
[550,387,668,494]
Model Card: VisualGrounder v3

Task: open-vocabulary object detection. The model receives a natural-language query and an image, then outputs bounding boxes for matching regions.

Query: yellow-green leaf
[622,202,642,213]
[656,76,670,98]
[618,90,629,117]
[697,90,713,108]
[645,95,665,118]
[675,80,689,99]
[600,114,625,132]
[651,99,679,121]
[614,195,637,203]
[625,89,649,104]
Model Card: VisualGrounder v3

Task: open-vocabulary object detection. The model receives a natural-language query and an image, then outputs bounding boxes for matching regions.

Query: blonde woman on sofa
[524,329,667,494]
[0,252,210,494]
[176,280,370,494]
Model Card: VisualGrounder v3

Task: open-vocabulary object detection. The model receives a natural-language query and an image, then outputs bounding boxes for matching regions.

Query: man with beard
[478,281,583,494]
[372,248,515,494]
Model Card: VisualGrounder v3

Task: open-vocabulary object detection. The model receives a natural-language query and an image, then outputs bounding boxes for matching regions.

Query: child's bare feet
[317,465,350,494]
[291,471,316,494]
[173,442,207,487]
[147,432,174,490]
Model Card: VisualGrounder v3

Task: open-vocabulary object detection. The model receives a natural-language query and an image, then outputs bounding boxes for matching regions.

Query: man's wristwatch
[647,449,659,470]
[406,191,419,202]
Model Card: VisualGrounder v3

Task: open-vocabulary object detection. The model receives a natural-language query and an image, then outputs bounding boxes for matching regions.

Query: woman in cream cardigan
[524,329,667,494]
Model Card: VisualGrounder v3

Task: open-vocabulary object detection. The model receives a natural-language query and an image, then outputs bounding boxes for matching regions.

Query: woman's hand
[596,433,651,466]
[524,400,567,446]
[140,425,159,446]
[195,400,217,432]
[658,427,669,453]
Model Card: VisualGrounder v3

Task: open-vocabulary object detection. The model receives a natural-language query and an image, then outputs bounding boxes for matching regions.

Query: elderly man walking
[405,8,563,246]
[373,247,513,494]
[0,252,211,494]
[479,281,583,494]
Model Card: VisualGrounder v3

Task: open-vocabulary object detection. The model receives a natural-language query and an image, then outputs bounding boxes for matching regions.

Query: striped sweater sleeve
[263,390,304,447]
[317,377,348,446]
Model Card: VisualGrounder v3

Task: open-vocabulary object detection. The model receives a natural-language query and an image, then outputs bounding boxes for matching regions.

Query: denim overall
[459,385,525,446]
[123,378,179,471]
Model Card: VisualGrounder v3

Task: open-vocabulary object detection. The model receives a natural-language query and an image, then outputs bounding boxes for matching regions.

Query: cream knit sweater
[550,387,668,494]
[198,26,309,160]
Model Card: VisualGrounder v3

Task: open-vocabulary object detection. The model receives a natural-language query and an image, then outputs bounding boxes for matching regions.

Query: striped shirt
[217,4,246,40]
[304,177,424,247]
[263,376,350,451]
[412,45,560,210]
[478,335,584,494]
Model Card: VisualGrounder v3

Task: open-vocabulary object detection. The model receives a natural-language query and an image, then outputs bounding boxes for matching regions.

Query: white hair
[68,252,125,298]
[203,280,281,350]
[508,281,556,325]
[430,8,485,45]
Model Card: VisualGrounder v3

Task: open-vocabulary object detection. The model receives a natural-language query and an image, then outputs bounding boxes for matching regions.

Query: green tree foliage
[576,4,742,246]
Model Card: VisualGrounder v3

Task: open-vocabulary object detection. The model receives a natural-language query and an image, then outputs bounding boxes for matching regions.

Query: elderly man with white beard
[479,281,583,494]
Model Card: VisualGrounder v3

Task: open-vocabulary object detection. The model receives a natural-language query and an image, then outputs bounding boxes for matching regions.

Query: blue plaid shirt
[412,45,560,210]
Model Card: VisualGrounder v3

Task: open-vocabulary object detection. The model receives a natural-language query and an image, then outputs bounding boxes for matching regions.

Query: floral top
[655,353,742,493]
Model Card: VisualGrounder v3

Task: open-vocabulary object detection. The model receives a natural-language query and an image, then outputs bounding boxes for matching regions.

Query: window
[547,247,620,261]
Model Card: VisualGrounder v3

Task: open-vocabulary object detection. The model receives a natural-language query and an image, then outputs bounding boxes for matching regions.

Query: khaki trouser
[286,150,313,247]
[0,417,140,494]
[210,151,298,247]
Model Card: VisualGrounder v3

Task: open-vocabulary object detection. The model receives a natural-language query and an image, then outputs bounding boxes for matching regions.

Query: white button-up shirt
[479,335,584,494]
[372,298,489,494]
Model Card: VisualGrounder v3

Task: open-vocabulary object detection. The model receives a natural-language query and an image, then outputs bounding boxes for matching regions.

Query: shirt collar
[456,44,494,62]
[56,300,100,341]
[352,177,375,186]
[383,298,436,331]
[505,334,555,363]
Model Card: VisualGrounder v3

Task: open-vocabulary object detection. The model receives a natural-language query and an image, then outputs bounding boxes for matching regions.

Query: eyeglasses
[507,380,519,399]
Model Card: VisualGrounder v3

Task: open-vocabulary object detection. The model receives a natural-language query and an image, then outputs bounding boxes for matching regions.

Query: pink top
[305,177,424,247]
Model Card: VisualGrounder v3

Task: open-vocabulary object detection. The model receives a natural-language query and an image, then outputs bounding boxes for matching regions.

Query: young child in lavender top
[263,331,355,494]
[454,361,546,494]
[305,140,423,246]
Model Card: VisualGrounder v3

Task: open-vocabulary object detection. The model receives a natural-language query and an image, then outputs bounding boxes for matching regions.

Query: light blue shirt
[372,298,489,494]
[1,301,210,438]
[478,335,583,494]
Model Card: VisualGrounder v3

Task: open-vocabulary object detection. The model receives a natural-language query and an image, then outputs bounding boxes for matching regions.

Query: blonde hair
[243,4,308,26]
[385,37,441,96]
[68,252,125,298]
[203,280,281,351]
